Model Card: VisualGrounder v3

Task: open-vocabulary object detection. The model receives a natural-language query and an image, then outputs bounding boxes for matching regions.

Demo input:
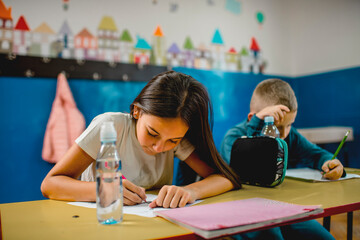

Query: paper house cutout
[98,15,118,32]
[119,29,133,63]
[194,43,211,69]
[63,0,69,11]
[0,0,13,53]
[58,20,74,58]
[29,22,56,57]
[153,25,164,37]
[211,29,224,45]
[240,46,249,56]
[249,37,263,73]
[211,29,226,70]
[250,37,260,56]
[13,15,30,55]
[241,44,254,73]
[152,25,166,66]
[182,36,195,68]
[225,47,239,72]
[240,38,265,74]
[74,28,97,60]
[167,42,182,67]
[97,16,119,61]
[134,36,151,64]
[238,46,248,71]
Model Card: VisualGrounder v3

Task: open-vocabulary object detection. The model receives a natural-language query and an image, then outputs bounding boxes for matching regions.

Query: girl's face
[134,108,189,155]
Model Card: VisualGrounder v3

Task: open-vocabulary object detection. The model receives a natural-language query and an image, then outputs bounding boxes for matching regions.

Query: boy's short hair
[250,78,298,112]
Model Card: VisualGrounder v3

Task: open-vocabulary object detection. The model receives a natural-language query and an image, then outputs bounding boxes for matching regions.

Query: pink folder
[155,198,323,239]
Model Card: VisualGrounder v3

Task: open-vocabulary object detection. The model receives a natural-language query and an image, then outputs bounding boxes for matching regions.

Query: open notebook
[285,168,360,182]
[155,198,323,239]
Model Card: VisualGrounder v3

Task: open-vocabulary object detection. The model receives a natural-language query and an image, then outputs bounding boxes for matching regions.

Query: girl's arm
[41,144,97,201]
[149,152,234,208]
[41,144,146,204]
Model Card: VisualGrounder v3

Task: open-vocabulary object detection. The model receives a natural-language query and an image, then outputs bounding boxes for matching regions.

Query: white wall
[4,0,360,76]
[287,0,360,76]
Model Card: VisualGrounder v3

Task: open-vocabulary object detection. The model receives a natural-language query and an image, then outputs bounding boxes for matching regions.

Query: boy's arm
[255,105,290,124]
[290,128,334,170]
[247,115,264,136]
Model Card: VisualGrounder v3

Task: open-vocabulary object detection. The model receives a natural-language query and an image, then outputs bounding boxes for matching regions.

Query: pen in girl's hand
[122,175,147,204]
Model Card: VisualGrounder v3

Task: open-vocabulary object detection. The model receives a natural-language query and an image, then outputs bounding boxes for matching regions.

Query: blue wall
[0,77,146,204]
[174,68,292,149]
[0,66,359,203]
[291,67,360,168]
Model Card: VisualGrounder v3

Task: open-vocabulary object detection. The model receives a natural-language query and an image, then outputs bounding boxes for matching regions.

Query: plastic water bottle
[261,116,280,138]
[96,121,123,224]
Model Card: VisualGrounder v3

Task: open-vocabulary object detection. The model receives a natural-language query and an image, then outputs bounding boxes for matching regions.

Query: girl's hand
[256,105,290,124]
[123,179,147,205]
[148,185,196,208]
[322,159,344,180]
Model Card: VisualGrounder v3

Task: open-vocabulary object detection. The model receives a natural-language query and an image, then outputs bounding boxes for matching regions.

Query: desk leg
[347,212,353,240]
[0,209,2,240]
[323,216,331,231]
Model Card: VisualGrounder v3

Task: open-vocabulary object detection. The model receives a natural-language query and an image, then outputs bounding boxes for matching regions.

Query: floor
[316,210,360,240]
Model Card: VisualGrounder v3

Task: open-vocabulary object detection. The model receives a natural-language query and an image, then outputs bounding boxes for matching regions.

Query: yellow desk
[1,174,360,240]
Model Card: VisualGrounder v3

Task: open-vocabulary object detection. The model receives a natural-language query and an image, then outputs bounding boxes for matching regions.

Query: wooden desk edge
[320,202,360,217]
[156,211,327,240]
[238,202,360,237]
[155,201,360,240]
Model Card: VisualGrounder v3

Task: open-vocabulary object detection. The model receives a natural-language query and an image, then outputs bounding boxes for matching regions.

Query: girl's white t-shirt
[75,112,195,189]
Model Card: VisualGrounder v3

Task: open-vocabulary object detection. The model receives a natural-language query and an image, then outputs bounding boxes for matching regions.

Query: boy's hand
[149,185,195,208]
[256,105,290,124]
[123,179,147,205]
[321,159,344,180]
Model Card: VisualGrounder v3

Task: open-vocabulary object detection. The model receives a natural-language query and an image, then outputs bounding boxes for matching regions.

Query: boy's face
[276,111,297,140]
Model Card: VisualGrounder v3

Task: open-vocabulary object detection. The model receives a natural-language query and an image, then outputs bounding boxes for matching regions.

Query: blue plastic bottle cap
[100,121,117,141]
[264,116,274,123]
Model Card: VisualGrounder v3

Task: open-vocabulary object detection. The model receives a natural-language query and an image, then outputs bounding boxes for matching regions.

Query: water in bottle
[261,116,280,138]
[96,121,123,224]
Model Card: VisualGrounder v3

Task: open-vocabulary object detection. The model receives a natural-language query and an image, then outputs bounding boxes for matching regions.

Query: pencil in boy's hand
[321,130,350,176]
[331,130,350,160]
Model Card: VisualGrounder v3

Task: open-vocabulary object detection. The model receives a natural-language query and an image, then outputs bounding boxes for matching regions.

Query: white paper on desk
[285,168,360,182]
[68,194,202,218]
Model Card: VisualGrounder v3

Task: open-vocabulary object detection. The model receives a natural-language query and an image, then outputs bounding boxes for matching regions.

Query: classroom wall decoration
[62,0,69,11]
[225,0,241,15]
[0,0,266,75]
[256,11,265,27]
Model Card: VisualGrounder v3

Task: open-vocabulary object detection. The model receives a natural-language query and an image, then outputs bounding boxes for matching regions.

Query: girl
[41,71,240,208]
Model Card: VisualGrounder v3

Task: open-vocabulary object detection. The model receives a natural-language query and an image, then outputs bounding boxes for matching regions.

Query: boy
[220,78,344,240]
[221,78,344,180]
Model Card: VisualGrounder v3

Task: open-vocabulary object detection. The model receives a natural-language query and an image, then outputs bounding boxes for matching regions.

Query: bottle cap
[100,121,117,142]
[264,116,275,123]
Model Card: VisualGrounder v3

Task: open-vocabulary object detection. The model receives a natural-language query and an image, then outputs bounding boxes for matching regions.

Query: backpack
[230,136,288,187]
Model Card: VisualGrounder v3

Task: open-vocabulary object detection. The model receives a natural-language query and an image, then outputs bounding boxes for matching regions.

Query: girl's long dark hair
[130,71,241,189]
